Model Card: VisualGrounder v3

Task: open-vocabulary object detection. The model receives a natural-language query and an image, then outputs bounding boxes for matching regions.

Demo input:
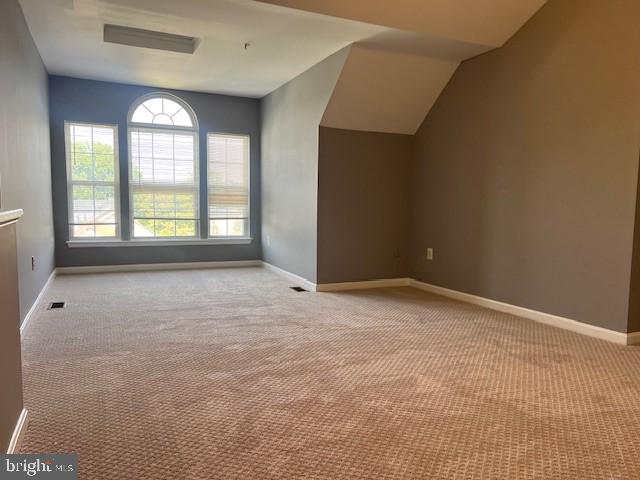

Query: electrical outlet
[426,248,434,261]
[393,247,401,259]
[31,256,36,271]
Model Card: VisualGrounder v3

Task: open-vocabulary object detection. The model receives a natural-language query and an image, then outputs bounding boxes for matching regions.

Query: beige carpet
[19,267,640,479]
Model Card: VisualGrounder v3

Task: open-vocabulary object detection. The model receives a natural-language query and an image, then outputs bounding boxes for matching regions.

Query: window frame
[64,94,254,247]
[127,93,201,241]
[127,92,198,132]
[64,121,121,242]
[206,132,251,240]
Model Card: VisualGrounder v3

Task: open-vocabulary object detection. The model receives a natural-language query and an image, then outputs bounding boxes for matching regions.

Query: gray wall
[0,0,54,323]
[317,127,411,283]
[49,76,261,267]
[409,0,640,333]
[261,47,350,282]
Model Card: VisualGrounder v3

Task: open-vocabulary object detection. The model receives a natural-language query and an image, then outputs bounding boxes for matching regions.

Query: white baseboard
[410,279,630,345]
[56,259,262,275]
[627,331,640,346]
[20,269,56,337]
[257,264,634,345]
[316,278,411,292]
[261,261,317,292]
[38,259,640,346]
[260,262,412,293]
[6,409,28,454]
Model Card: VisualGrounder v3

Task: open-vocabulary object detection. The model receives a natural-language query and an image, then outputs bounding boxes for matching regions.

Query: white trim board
[66,237,252,247]
[260,263,637,345]
[261,261,317,292]
[409,279,635,346]
[261,262,412,293]
[56,260,262,275]
[20,269,56,337]
[6,409,28,454]
[40,260,640,345]
[627,331,640,346]
[316,278,411,292]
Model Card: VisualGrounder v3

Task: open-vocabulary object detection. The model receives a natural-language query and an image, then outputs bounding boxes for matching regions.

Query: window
[65,123,119,239]
[207,133,250,237]
[129,94,199,238]
[64,93,253,246]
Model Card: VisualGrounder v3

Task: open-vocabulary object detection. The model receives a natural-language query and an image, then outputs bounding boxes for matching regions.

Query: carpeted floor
[19,267,640,479]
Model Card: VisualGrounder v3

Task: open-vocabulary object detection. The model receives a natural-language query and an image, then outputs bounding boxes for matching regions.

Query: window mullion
[173,190,177,237]
[151,130,155,184]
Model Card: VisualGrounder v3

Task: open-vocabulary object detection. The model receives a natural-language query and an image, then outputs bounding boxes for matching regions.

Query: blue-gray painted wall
[49,76,261,266]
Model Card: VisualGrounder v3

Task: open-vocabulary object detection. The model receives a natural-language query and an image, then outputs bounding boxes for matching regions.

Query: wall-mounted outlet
[426,248,434,261]
[266,234,271,247]
[31,256,36,271]
[393,247,402,259]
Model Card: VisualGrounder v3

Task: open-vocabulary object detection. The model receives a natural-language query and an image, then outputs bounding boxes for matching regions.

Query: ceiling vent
[104,24,197,54]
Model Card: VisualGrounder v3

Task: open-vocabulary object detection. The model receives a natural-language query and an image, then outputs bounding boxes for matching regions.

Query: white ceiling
[321,45,459,135]
[303,0,547,134]
[19,0,547,132]
[19,0,546,99]
[18,0,385,98]
[258,0,548,49]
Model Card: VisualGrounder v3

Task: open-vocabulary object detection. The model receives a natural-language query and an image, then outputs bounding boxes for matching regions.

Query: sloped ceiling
[20,0,547,132]
[261,0,547,134]
[257,0,548,49]
[322,45,459,135]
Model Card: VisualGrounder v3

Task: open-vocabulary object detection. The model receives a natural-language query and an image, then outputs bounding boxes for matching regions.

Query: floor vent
[290,286,308,292]
[48,302,65,310]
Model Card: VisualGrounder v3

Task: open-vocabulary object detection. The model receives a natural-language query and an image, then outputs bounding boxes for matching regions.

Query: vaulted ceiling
[258,0,547,54]
[260,0,547,134]
[19,0,547,133]
[321,45,460,135]
[19,0,384,97]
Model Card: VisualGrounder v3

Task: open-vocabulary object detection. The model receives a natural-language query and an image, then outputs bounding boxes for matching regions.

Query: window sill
[66,237,253,248]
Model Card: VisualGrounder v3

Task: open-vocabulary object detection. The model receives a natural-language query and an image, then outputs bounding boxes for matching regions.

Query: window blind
[207,133,249,237]
[130,127,199,238]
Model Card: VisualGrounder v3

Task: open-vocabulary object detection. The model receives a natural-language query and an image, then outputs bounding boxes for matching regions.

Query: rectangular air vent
[104,24,197,54]
[290,286,307,292]
[48,302,65,310]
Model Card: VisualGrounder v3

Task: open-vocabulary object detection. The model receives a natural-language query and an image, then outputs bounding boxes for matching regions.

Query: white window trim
[207,132,251,239]
[127,92,199,131]
[65,121,121,241]
[66,237,252,248]
[128,94,200,240]
[62,99,255,248]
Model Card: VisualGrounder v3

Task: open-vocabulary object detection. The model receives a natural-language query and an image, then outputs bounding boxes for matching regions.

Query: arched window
[128,93,199,238]
[130,95,195,128]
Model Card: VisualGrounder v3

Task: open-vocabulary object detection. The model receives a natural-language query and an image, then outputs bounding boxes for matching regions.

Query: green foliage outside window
[133,192,197,237]
[71,140,115,182]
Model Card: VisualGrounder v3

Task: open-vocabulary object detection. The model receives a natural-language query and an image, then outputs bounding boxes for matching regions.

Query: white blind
[130,127,199,238]
[65,123,119,239]
[207,133,249,237]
